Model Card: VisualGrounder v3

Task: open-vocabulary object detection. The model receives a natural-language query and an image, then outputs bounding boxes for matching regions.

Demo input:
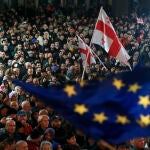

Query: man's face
[51,119,61,128]
[17,115,27,124]
[16,141,28,150]
[133,137,146,149]
[40,116,49,129]
[131,137,146,149]
[5,120,16,134]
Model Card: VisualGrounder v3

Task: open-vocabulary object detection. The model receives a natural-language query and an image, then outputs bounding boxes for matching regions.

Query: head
[9,91,18,101]
[21,101,31,112]
[43,128,55,141]
[39,109,48,115]
[17,110,27,124]
[130,137,146,149]
[38,115,49,129]
[0,104,9,117]
[10,101,19,110]
[0,140,11,150]
[5,119,16,134]
[29,129,43,143]
[16,140,28,150]
[50,115,62,128]
[7,108,17,119]
[40,141,52,150]
[66,132,77,145]
[16,121,25,133]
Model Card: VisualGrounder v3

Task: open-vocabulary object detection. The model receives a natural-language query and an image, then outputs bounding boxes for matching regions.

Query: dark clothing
[63,143,81,150]
[36,125,46,135]
[15,133,27,142]
[27,141,39,150]
[0,129,9,142]
[53,126,67,144]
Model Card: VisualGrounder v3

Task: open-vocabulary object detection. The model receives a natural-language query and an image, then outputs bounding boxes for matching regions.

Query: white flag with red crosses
[77,36,96,67]
[91,7,131,68]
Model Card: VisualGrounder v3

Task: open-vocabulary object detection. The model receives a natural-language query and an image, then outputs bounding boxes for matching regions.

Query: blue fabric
[12,67,150,143]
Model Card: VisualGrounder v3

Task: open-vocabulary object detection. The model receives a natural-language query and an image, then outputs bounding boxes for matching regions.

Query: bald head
[16,140,28,150]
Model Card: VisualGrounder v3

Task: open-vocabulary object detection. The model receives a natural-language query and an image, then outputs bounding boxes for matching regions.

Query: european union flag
[12,68,150,143]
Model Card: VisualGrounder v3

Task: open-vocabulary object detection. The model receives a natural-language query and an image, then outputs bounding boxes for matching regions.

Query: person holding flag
[91,7,131,70]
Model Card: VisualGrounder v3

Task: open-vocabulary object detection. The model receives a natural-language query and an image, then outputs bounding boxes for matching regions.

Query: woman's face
[45,132,53,141]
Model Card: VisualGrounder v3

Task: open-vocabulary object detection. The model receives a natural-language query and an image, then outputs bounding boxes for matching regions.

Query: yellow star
[74,104,88,115]
[64,85,77,97]
[112,78,125,90]
[136,114,150,127]
[79,80,87,87]
[128,83,141,93]
[93,112,108,124]
[138,95,150,108]
[116,115,130,125]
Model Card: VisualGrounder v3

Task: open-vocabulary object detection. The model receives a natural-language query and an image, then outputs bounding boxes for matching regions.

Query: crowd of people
[0,2,149,150]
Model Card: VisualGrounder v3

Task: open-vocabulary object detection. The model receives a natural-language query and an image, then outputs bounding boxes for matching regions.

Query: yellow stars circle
[138,95,150,108]
[112,78,125,90]
[128,83,141,93]
[64,85,77,97]
[116,115,130,125]
[74,104,88,115]
[93,112,108,124]
[136,114,150,127]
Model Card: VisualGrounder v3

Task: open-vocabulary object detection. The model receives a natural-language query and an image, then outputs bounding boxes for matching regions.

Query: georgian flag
[91,7,131,68]
[77,35,96,67]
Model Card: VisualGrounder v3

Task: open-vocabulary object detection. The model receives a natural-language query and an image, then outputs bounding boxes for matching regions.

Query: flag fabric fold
[91,7,131,68]
[12,67,150,143]
[77,35,96,66]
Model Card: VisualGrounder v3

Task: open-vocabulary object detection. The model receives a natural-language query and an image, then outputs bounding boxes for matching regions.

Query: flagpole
[81,45,90,81]
[90,48,107,69]
[81,7,108,80]
[89,6,107,70]
[90,6,132,70]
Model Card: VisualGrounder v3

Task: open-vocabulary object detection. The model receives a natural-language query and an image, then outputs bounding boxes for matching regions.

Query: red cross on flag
[91,7,131,68]
[77,35,96,67]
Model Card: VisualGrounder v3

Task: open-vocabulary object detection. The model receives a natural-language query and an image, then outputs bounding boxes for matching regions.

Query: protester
[0,2,149,150]
[16,140,28,150]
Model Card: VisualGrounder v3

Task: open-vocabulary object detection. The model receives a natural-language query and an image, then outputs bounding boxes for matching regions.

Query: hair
[39,109,48,115]
[0,140,10,149]
[5,119,15,128]
[16,140,27,149]
[21,100,30,108]
[40,141,52,150]
[38,114,49,123]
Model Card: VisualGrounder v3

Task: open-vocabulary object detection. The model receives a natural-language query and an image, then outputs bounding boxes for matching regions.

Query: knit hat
[17,110,27,116]
[50,115,61,122]
[44,128,55,138]
[9,91,17,99]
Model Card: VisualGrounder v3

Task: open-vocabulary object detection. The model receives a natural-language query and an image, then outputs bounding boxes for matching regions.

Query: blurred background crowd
[0,0,149,149]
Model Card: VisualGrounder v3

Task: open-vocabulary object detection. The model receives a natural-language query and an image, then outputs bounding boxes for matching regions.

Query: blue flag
[12,68,150,143]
